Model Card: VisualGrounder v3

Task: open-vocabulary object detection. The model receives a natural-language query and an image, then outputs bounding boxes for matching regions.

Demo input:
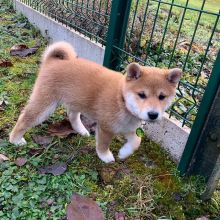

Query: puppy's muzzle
[148,111,158,120]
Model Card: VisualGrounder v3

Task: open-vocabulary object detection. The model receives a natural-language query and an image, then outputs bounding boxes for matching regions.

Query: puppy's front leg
[96,125,115,163]
[118,132,141,160]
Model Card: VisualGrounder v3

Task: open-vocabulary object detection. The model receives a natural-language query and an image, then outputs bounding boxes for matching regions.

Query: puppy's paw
[74,125,90,137]
[118,144,134,160]
[97,150,115,163]
[10,137,27,146]
[79,129,90,137]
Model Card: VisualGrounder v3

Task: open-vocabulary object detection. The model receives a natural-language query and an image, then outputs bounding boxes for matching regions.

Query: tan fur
[9,41,182,163]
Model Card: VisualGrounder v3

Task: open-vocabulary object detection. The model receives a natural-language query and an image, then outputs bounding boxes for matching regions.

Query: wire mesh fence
[115,0,220,127]
[19,0,220,127]
[20,0,111,45]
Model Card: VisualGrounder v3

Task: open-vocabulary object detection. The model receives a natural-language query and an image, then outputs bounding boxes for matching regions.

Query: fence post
[103,0,132,70]
[178,51,220,198]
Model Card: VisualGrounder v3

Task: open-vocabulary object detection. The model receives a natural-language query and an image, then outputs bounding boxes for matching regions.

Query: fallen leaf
[10,42,41,57]
[15,157,27,166]
[0,59,13,67]
[115,212,126,220]
[178,41,204,53]
[32,134,52,146]
[66,193,104,220]
[48,119,76,137]
[178,41,190,50]
[38,162,67,175]
[0,154,9,161]
[47,198,54,206]
[78,146,95,154]
[28,148,44,156]
[196,217,209,220]
[11,44,28,51]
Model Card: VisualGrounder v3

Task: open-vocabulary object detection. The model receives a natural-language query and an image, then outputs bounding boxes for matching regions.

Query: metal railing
[21,0,111,45]
[111,0,220,127]
[19,0,220,127]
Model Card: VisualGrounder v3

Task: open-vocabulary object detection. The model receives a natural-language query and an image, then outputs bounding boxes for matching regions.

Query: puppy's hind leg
[96,125,115,163]
[9,100,57,145]
[68,112,90,136]
[118,132,141,160]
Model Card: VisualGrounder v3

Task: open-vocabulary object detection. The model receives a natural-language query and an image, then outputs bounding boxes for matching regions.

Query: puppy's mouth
[147,119,158,123]
[143,119,159,123]
[143,116,162,123]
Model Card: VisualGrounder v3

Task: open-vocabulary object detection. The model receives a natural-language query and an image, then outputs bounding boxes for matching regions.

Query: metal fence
[19,0,220,127]
[21,0,111,45]
[123,0,220,127]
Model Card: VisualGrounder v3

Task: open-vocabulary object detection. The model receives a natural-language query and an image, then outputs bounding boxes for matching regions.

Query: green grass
[0,1,220,219]
[176,0,219,13]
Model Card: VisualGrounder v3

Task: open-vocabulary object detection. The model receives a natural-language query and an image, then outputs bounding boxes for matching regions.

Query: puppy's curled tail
[41,41,77,63]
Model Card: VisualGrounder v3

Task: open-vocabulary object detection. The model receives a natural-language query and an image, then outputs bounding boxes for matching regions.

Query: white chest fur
[112,110,141,134]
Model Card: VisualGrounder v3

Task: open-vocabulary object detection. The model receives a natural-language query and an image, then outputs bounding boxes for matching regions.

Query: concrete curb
[143,113,190,162]
[14,1,105,64]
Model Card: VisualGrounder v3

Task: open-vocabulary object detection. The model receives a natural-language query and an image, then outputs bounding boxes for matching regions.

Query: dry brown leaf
[115,212,126,220]
[32,134,52,146]
[14,157,27,166]
[196,217,209,220]
[0,60,13,67]
[10,42,41,57]
[0,154,9,161]
[67,193,104,220]
[48,119,76,137]
[28,148,44,156]
[38,162,67,176]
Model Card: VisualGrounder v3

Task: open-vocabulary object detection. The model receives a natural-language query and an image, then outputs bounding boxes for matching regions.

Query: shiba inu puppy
[9,42,182,163]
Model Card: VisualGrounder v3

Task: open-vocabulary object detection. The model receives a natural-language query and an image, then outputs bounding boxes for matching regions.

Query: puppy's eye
[159,94,166,100]
[138,92,146,99]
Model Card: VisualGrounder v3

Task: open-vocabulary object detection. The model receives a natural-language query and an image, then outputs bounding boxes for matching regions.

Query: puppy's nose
[148,112,158,120]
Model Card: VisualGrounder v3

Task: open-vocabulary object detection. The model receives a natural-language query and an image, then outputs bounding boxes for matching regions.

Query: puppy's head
[122,62,182,122]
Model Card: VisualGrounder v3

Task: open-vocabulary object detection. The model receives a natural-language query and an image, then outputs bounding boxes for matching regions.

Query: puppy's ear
[167,68,182,84]
[126,62,141,81]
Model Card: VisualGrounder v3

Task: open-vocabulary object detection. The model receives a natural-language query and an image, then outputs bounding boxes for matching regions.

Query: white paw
[79,129,90,137]
[118,144,134,160]
[97,150,115,163]
[75,125,90,137]
[11,137,27,146]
